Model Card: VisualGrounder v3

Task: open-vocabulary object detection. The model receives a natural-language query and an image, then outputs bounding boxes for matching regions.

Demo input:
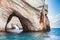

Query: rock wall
[0,0,50,32]
[0,7,12,32]
[7,16,22,29]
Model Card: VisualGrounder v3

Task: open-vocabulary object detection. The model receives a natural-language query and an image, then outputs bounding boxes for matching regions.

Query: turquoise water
[0,28,60,40]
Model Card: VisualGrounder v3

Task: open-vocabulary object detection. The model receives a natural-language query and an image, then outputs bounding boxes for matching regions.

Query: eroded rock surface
[7,16,22,29]
[0,0,50,32]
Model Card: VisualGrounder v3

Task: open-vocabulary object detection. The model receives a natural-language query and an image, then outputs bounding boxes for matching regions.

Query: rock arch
[5,11,36,32]
[0,0,50,32]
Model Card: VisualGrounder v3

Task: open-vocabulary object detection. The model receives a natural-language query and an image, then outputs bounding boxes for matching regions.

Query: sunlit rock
[7,16,22,29]
[7,24,23,33]
[0,0,50,32]
[0,7,12,32]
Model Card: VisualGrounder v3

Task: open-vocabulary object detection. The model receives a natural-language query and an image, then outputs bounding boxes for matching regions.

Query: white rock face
[7,16,22,29]
[0,7,12,31]
[24,0,45,8]
[0,0,50,32]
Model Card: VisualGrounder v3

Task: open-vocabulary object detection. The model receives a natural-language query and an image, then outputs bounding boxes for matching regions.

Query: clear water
[0,28,60,40]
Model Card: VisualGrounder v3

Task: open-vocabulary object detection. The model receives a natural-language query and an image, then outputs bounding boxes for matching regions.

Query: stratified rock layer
[0,0,50,32]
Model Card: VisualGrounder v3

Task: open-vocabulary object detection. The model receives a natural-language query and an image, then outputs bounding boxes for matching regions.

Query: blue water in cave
[0,28,60,40]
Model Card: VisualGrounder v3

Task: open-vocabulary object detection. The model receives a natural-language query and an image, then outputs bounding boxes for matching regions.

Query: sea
[0,28,60,40]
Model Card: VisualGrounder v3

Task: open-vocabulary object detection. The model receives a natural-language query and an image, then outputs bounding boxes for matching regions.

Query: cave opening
[5,12,24,32]
[5,11,33,32]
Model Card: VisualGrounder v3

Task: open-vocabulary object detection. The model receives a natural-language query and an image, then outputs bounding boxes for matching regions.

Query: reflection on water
[0,28,60,40]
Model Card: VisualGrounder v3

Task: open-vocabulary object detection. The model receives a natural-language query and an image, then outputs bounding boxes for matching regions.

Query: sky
[45,0,60,28]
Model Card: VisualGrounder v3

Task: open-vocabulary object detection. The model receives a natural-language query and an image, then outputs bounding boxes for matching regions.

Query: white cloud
[48,14,60,28]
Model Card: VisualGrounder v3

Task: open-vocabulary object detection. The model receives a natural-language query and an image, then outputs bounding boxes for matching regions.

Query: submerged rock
[0,0,50,32]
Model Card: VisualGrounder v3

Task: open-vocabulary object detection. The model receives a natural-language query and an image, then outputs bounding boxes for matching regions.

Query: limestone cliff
[0,0,50,32]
